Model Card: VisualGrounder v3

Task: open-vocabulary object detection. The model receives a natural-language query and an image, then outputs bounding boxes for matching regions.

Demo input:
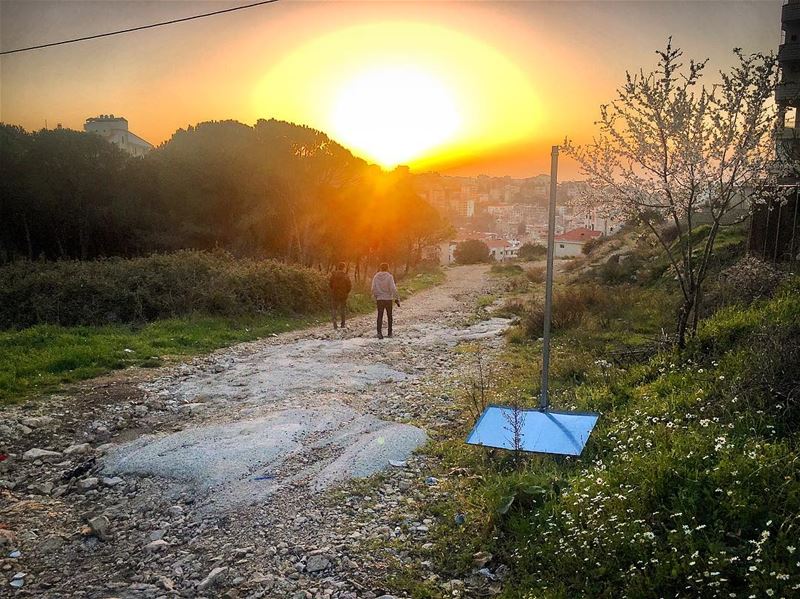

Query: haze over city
[0,0,782,177]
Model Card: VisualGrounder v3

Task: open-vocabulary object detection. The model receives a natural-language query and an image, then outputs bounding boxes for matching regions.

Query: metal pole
[540,146,558,410]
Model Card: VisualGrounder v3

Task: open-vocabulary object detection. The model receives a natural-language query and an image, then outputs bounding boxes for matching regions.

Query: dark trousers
[331,297,346,327]
[376,300,393,337]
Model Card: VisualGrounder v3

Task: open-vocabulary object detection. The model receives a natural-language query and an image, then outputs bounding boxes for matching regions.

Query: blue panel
[466,405,599,456]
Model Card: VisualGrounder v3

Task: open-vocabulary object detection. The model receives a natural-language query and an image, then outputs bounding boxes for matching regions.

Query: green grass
[381,276,800,598]
[0,313,320,405]
[0,266,445,406]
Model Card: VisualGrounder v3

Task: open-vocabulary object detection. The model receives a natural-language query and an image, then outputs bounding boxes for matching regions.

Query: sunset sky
[0,1,783,177]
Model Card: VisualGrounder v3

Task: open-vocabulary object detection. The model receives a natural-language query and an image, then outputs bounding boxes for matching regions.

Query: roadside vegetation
[382,228,800,598]
[0,253,443,405]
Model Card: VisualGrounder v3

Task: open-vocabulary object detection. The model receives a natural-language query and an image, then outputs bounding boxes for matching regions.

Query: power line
[0,0,281,56]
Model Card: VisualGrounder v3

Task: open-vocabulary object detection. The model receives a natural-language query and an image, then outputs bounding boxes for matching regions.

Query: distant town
[412,172,623,264]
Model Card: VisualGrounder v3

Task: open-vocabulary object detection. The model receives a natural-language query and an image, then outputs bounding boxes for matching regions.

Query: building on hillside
[554,227,602,258]
[581,210,624,236]
[84,115,153,157]
[486,239,517,262]
[436,240,458,265]
[753,0,800,262]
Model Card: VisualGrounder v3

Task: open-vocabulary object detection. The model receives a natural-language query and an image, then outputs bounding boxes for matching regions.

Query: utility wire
[0,0,281,56]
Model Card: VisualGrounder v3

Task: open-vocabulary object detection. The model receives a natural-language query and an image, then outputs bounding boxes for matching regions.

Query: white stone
[23,448,61,460]
[64,443,92,456]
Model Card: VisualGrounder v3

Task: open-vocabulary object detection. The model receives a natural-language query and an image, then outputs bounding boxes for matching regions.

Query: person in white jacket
[371,262,400,339]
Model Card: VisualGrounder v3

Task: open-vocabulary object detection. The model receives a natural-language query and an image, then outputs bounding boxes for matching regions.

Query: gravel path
[0,264,515,598]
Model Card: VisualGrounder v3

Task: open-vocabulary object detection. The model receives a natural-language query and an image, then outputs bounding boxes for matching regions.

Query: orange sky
[0,1,783,178]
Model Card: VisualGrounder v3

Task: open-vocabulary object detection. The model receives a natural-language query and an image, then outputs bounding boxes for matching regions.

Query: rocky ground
[1,264,516,598]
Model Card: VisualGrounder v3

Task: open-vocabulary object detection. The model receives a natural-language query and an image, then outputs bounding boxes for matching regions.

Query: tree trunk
[676,296,694,349]
[22,214,33,260]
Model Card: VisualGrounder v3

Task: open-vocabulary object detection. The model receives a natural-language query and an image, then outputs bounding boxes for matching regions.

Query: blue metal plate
[466,405,599,456]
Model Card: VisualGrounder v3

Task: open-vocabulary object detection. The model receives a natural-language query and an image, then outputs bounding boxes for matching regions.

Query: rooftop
[555,227,603,242]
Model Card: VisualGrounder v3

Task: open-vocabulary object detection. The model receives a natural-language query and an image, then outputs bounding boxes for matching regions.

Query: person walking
[371,262,400,339]
[329,262,352,329]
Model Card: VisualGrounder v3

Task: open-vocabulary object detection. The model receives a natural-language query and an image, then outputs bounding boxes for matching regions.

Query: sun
[252,21,540,172]
[328,65,461,169]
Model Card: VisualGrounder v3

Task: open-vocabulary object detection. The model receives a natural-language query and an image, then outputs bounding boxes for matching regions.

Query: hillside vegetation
[0,251,327,329]
[0,120,446,271]
[0,251,443,404]
[382,234,800,598]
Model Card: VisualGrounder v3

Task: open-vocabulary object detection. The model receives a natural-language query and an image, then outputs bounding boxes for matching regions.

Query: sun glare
[329,66,461,168]
[252,22,540,171]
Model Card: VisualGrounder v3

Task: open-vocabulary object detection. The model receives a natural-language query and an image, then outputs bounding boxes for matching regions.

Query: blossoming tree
[565,41,789,347]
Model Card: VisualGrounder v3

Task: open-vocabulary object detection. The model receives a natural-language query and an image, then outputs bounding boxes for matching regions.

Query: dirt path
[1,264,516,598]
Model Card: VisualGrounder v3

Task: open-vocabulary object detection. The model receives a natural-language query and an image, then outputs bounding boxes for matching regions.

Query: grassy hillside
[382,240,799,597]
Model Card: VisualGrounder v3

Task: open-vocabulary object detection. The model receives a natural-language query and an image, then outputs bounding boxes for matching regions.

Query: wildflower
[788,546,796,554]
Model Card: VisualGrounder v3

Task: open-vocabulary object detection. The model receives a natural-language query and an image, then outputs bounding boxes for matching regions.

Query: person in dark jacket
[329,262,352,329]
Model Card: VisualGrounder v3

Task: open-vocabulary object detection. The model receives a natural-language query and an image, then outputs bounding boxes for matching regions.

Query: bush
[581,236,606,255]
[519,284,617,337]
[525,266,545,284]
[702,255,786,316]
[595,253,642,284]
[561,257,585,273]
[0,251,328,329]
[454,239,491,264]
[518,243,546,261]
[490,263,523,276]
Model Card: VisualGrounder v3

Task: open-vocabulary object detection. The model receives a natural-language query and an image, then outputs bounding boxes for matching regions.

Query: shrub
[520,284,616,337]
[490,263,523,276]
[561,257,585,273]
[595,253,642,284]
[581,236,606,255]
[518,243,546,261]
[454,239,491,264]
[525,266,545,284]
[702,255,786,316]
[0,251,328,329]
[496,297,527,319]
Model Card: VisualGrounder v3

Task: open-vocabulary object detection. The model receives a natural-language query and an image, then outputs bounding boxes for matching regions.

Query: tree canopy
[0,119,448,274]
[454,239,491,264]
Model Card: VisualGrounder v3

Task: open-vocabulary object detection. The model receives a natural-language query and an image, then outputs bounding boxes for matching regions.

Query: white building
[436,241,458,265]
[84,115,153,157]
[554,227,602,257]
[486,239,517,261]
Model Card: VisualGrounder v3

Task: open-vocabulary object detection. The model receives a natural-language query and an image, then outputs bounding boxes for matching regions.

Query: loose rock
[197,566,228,591]
[22,448,61,460]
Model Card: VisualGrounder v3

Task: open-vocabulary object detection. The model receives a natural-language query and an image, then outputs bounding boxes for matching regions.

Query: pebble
[305,554,331,573]
[64,443,92,455]
[88,515,111,540]
[149,529,165,542]
[197,566,228,590]
[145,539,169,552]
[21,416,54,428]
[78,477,99,491]
[22,448,61,460]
